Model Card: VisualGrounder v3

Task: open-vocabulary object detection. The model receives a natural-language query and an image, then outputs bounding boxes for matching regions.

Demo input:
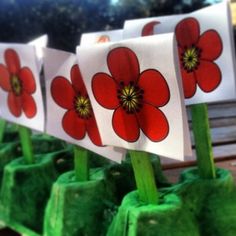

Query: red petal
[107,47,139,85]
[96,35,110,43]
[62,109,86,140]
[0,64,11,91]
[137,103,169,142]
[19,67,36,94]
[7,92,22,117]
[197,30,222,61]
[92,73,119,109]
[70,64,87,95]
[178,45,184,57]
[5,49,21,74]
[21,92,37,118]
[141,21,159,36]
[196,60,221,93]
[86,113,103,146]
[138,69,170,107]
[51,77,75,110]
[175,17,200,48]
[112,106,139,142]
[181,69,197,98]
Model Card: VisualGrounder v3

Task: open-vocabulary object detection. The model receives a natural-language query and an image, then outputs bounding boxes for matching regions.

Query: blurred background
[0,0,223,52]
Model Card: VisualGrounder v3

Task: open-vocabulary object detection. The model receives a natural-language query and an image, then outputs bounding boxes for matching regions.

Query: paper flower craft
[0,49,37,118]
[92,47,170,142]
[175,17,223,98]
[51,64,102,146]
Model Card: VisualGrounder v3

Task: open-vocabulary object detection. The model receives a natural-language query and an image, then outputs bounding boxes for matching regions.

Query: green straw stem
[74,146,89,182]
[0,119,6,143]
[129,150,159,205]
[18,125,35,164]
[190,103,216,179]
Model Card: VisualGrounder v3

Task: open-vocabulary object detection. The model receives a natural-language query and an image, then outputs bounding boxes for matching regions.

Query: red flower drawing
[141,21,160,36]
[175,17,223,98]
[51,64,102,146]
[0,49,37,118]
[92,47,170,142]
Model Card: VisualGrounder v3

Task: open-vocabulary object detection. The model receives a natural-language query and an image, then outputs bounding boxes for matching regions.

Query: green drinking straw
[74,145,89,182]
[129,150,159,205]
[190,103,216,179]
[0,119,6,143]
[18,125,35,164]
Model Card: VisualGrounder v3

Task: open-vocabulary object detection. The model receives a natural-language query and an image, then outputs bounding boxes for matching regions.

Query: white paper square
[77,33,192,161]
[123,2,236,105]
[0,44,44,131]
[29,34,48,71]
[43,48,125,163]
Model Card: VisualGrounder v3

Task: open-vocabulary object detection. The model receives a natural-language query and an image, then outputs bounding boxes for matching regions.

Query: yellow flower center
[74,95,91,119]
[118,81,143,114]
[11,75,22,96]
[181,46,201,72]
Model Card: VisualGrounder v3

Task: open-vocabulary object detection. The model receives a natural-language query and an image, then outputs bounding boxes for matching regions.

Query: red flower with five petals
[51,64,102,146]
[92,47,170,142]
[175,17,223,98]
[0,49,37,118]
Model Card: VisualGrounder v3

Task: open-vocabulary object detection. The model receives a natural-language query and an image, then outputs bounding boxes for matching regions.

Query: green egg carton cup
[174,168,236,236]
[0,148,73,235]
[107,191,199,236]
[0,134,69,181]
[0,142,19,185]
[44,168,116,236]
[108,168,236,236]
